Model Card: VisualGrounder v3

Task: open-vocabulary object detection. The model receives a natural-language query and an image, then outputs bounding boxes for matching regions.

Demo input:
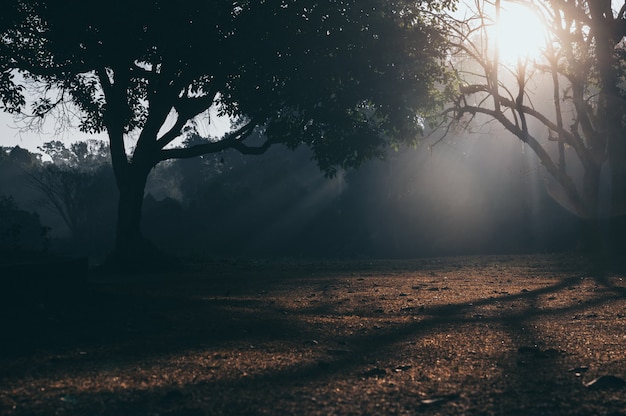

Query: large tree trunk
[114,164,150,264]
[106,162,181,272]
[580,165,605,271]
[104,154,180,271]
[604,77,626,272]
[605,156,626,272]
[587,0,626,273]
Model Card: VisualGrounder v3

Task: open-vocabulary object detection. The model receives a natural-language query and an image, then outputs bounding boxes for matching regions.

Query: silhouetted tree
[27,165,95,242]
[38,139,109,168]
[26,141,116,248]
[441,0,626,267]
[1,0,454,268]
[8,145,39,167]
[25,141,110,242]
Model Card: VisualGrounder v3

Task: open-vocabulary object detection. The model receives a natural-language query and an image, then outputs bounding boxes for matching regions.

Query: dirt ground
[1,253,625,415]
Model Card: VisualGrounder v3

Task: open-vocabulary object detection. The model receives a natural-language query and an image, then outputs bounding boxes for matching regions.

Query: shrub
[0,195,49,262]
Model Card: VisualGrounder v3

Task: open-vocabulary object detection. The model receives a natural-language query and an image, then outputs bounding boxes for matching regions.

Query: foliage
[1,0,457,262]
[1,0,454,172]
[7,145,40,166]
[38,139,109,168]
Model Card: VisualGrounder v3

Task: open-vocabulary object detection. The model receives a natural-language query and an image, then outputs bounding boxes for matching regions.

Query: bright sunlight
[491,1,548,65]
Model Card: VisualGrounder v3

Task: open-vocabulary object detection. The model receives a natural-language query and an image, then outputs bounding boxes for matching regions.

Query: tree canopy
[2,0,452,170]
[1,0,454,266]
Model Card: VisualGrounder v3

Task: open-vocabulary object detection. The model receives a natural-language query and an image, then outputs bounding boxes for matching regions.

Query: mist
[1,125,585,263]
[138,128,583,258]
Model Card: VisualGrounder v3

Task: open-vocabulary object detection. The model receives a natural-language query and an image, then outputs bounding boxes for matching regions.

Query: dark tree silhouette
[25,140,111,244]
[38,140,109,168]
[440,0,626,268]
[1,0,453,268]
[27,165,93,243]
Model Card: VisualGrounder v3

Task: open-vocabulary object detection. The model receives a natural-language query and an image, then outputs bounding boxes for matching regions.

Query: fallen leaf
[420,394,459,406]
[584,376,626,390]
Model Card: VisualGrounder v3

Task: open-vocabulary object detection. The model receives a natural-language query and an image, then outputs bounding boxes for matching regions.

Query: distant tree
[38,139,109,168]
[440,0,626,266]
[2,0,454,268]
[27,164,95,242]
[7,145,39,167]
[0,146,42,209]
[27,140,113,244]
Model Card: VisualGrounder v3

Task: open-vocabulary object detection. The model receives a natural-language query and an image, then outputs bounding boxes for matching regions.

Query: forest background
[0,131,581,265]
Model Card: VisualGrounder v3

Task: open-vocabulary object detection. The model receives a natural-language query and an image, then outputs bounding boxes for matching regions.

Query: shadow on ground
[1,254,625,415]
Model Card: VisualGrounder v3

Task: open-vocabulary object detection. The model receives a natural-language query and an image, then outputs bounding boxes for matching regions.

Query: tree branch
[156,84,222,149]
[97,67,130,183]
[456,103,586,215]
[158,120,267,161]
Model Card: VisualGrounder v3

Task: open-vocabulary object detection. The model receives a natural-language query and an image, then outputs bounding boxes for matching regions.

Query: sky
[0,110,103,152]
[0,106,231,153]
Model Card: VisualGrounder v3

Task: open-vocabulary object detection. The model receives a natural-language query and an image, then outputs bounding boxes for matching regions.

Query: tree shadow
[1,257,625,415]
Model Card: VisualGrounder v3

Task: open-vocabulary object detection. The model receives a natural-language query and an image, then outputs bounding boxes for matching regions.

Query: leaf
[584,376,626,390]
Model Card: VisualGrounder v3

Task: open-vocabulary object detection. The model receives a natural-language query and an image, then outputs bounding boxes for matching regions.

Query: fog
[161,135,575,257]
[1,125,585,263]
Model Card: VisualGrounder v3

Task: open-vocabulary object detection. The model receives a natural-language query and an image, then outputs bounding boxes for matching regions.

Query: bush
[0,195,49,262]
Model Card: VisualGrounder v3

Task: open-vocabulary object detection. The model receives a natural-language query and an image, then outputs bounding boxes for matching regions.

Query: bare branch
[455,103,586,214]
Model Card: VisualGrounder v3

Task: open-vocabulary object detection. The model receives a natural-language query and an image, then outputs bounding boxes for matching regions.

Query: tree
[441,0,626,267]
[0,140,115,251]
[1,0,453,268]
[27,165,94,243]
[24,140,111,244]
[38,139,109,168]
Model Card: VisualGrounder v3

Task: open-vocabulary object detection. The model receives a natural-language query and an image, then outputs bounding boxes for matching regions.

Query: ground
[1,253,625,415]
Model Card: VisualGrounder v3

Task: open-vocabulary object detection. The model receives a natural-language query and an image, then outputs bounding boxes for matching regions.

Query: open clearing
[1,254,625,415]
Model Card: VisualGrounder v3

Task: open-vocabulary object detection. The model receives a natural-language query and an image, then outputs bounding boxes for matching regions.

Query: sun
[491,2,548,65]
